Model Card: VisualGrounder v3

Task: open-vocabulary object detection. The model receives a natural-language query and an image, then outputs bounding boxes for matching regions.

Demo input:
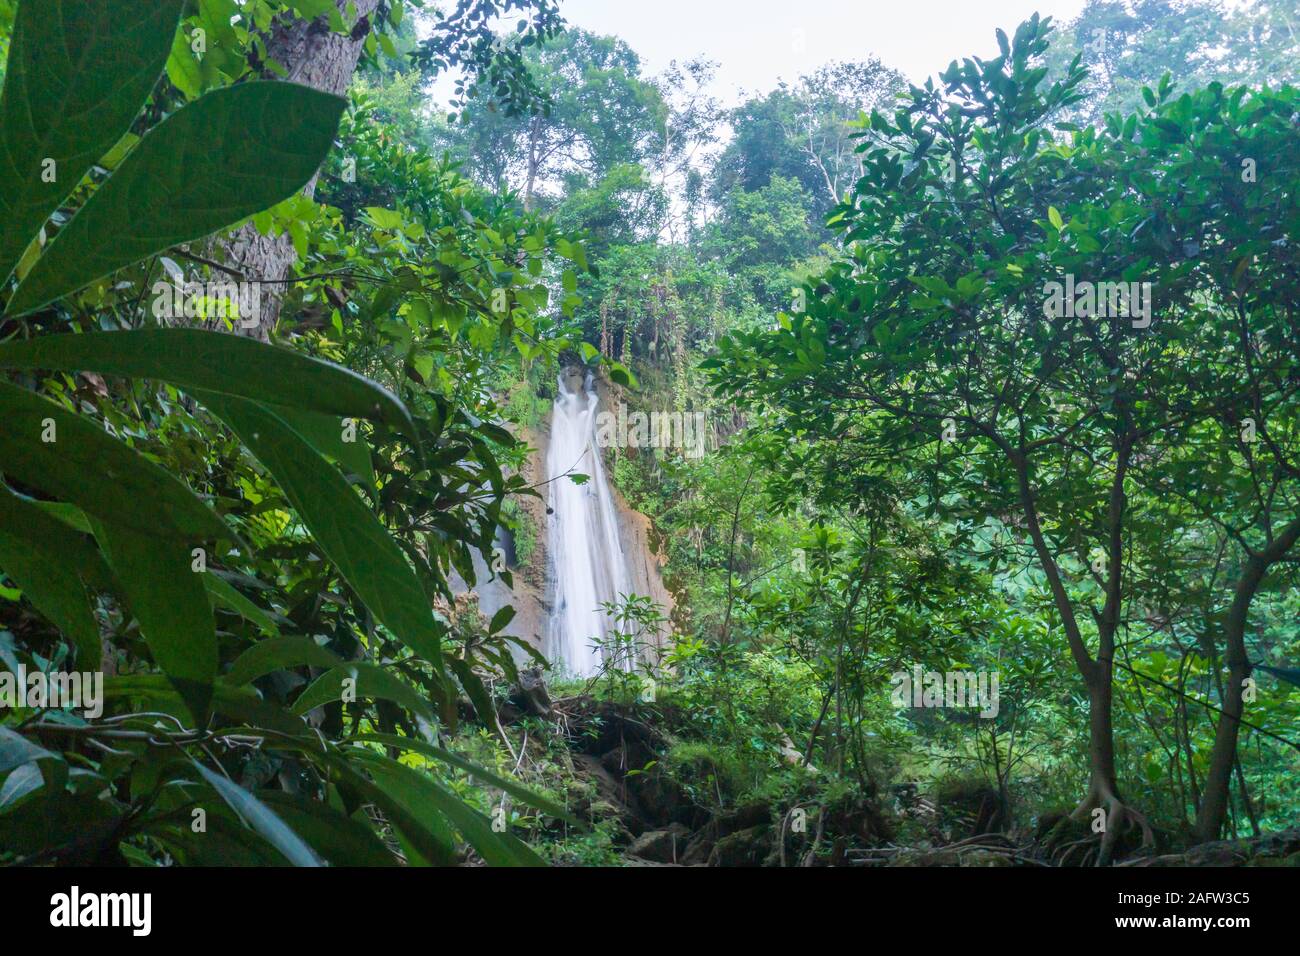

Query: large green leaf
[448,654,515,752]
[320,750,456,866]
[291,662,438,726]
[192,762,322,867]
[7,82,346,316]
[146,814,295,866]
[226,636,342,686]
[272,406,377,486]
[356,732,578,825]
[204,573,282,637]
[197,392,445,670]
[0,726,53,775]
[349,749,544,867]
[0,487,101,668]
[256,791,396,867]
[206,681,318,738]
[0,330,415,439]
[0,0,184,285]
[449,655,499,725]
[0,380,231,542]
[102,674,310,739]
[0,789,121,860]
[92,521,216,721]
[0,763,44,811]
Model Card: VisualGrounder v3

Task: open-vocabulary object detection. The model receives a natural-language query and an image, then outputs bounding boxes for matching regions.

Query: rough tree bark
[214,0,381,338]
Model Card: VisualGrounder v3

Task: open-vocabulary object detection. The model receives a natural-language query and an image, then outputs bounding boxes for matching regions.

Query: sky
[553,0,1091,101]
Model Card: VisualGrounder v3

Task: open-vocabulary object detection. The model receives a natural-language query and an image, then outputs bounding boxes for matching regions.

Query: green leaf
[92,521,216,721]
[0,487,101,667]
[327,751,456,865]
[192,761,322,867]
[0,0,185,286]
[0,330,416,440]
[364,206,405,230]
[0,789,120,860]
[349,749,544,867]
[197,392,445,669]
[204,573,282,638]
[7,82,346,316]
[164,26,204,101]
[256,792,396,866]
[210,682,314,738]
[447,654,505,738]
[291,662,438,726]
[0,726,54,775]
[271,406,376,486]
[0,762,44,811]
[226,636,342,686]
[0,380,231,542]
[27,500,93,534]
[147,813,293,865]
[488,605,516,634]
[100,674,309,738]
[356,733,578,825]
[1047,206,1064,231]
[607,361,637,388]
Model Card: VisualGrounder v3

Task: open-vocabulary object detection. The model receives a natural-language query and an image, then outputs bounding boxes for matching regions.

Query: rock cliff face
[445,425,548,662]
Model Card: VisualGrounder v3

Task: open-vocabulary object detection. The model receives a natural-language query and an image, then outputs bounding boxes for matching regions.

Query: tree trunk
[1085,664,1120,802]
[1194,562,1260,842]
[523,116,541,211]
[214,0,380,338]
[1009,448,1120,802]
[1004,442,1151,862]
[1196,517,1300,842]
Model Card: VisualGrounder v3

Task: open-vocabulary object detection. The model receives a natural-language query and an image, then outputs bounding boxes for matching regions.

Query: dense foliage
[1,0,1297,869]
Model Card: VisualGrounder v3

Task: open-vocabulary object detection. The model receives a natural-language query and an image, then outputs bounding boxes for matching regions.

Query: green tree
[1046,0,1300,124]
[708,16,1300,856]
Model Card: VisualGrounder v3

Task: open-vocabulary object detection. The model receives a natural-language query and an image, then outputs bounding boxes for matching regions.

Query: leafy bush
[0,0,571,867]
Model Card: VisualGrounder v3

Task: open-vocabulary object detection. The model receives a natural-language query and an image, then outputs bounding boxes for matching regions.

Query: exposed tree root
[1043,787,1155,866]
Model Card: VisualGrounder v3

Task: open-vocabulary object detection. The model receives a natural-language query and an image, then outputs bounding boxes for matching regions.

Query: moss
[663,741,748,805]
[502,497,536,568]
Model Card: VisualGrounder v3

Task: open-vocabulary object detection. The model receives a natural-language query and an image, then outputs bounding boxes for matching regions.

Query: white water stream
[544,369,633,677]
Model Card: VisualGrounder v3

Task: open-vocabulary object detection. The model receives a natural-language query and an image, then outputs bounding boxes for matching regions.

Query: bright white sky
[555,0,1090,100]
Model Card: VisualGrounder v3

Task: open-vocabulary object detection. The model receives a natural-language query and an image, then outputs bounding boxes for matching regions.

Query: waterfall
[545,368,633,677]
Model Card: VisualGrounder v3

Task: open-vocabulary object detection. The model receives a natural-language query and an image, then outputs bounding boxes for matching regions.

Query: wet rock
[1136,828,1300,867]
[679,802,773,865]
[571,753,644,838]
[680,823,719,866]
[823,794,895,844]
[627,824,690,864]
[891,846,1006,866]
[626,766,707,829]
[707,825,773,867]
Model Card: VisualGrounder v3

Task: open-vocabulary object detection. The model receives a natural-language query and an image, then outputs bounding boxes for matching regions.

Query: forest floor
[497,682,1300,868]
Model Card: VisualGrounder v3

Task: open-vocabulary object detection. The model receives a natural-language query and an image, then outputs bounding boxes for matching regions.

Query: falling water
[545,368,633,677]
